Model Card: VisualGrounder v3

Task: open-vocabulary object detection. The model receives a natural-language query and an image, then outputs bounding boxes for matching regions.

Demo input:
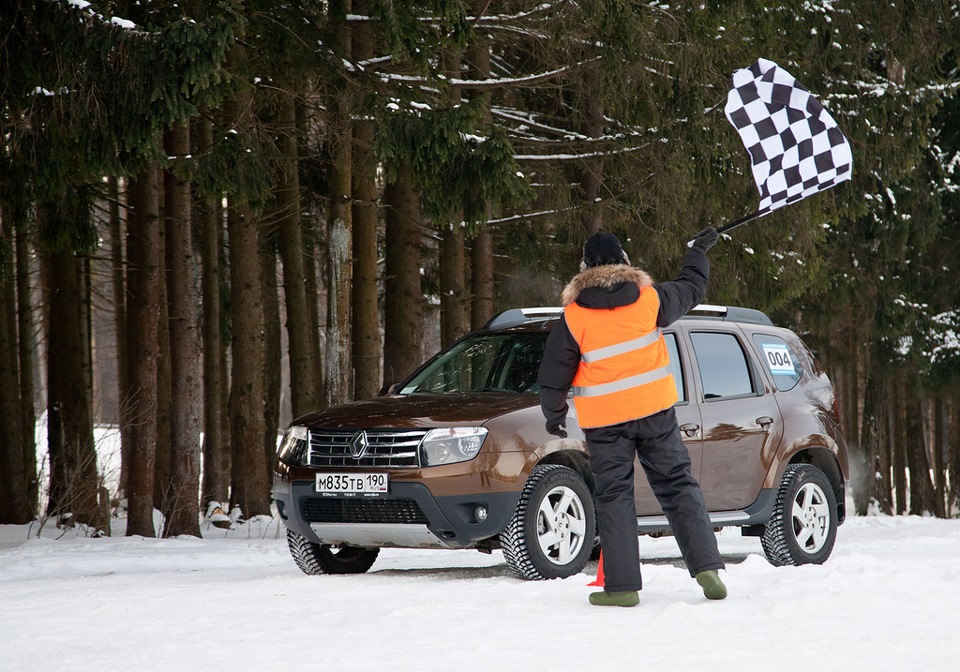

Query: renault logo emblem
[349,431,368,458]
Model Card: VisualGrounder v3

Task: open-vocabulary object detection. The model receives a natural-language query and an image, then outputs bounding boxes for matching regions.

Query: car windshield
[400,332,548,395]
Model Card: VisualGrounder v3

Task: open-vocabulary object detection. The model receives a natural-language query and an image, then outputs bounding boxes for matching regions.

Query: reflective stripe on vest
[579,329,662,363]
[563,289,678,428]
[572,364,672,397]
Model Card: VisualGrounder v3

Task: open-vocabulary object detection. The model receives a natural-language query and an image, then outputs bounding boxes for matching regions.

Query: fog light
[474,506,488,523]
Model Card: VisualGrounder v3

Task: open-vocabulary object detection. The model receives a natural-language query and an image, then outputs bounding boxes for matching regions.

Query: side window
[663,332,686,402]
[690,331,754,400]
[498,339,544,393]
[752,334,802,391]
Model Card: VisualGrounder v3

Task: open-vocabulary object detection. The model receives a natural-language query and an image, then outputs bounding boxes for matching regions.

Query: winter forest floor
[1,513,959,672]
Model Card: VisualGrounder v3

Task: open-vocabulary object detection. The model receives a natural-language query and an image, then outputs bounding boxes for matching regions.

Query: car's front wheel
[761,463,838,566]
[500,464,596,580]
[286,529,380,575]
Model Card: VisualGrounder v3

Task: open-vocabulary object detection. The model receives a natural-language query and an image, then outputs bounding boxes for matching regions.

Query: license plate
[315,472,389,497]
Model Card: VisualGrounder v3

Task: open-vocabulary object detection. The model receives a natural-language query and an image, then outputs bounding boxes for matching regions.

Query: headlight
[420,427,488,467]
[277,425,308,465]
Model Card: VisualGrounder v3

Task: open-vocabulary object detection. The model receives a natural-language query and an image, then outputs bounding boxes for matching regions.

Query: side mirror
[378,383,401,396]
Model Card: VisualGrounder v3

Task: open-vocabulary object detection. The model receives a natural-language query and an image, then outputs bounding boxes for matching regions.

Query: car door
[688,328,783,511]
[633,330,704,515]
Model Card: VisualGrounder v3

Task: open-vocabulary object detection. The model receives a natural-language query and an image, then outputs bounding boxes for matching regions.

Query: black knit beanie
[582,231,629,268]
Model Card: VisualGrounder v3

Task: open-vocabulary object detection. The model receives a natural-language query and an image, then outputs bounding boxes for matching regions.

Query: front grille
[307,429,426,468]
[302,497,430,525]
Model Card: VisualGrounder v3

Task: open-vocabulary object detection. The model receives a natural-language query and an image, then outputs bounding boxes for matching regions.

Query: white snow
[2,515,959,671]
[110,17,136,30]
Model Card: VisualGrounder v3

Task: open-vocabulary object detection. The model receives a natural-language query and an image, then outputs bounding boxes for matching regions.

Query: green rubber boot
[696,570,728,600]
[588,590,640,607]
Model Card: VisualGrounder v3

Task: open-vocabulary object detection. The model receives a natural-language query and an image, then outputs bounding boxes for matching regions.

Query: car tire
[286,529,380,575]
[500,464,596,581]
[761,464,838,566]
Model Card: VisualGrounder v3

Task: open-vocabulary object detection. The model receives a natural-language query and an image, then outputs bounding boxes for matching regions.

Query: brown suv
[273,305,849,580]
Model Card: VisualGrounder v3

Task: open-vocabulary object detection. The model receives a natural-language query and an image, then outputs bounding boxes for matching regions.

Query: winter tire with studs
[761,463,838,566]
[500,464,596,581]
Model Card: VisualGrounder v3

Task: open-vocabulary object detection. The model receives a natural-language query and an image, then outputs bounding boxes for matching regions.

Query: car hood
[293,393,540,429]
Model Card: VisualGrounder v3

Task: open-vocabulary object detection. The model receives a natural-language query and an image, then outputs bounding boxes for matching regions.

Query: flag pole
[687,210,765,247]
[717,210,764,235]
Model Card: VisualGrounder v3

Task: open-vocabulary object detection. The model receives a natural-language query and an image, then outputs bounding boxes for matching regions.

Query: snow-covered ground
[1,514,957,672]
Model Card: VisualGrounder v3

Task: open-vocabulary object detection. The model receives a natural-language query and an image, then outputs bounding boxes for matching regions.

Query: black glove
[690,226,719,253]
[545,419,568,438]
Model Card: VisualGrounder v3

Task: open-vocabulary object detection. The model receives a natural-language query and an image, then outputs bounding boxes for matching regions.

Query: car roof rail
[686,304,774,326]
[484,307,563,330]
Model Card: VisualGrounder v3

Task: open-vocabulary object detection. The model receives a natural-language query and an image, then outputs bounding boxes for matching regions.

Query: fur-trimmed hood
[561,264,654,307]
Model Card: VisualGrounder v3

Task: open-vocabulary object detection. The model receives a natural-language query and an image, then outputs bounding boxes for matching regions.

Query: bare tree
[126,167,162,537]
[275,91,319,417]
[227,193,270,517]
[195,117,229,507]
[382,171,424,386]
[351,0,382,400]
[162,123,202,537]
[37,196,105,531]
[0,208,32,523]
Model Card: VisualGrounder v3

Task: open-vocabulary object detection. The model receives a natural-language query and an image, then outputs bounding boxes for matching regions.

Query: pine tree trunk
[0,267,27,523]
[302,222,324,407]
[880,379,894,514]
[154,241,172,517]
[932,397,947,517]
[579,91,604,236]
[275,92,318,418]
[261,242,282,475]
[38,199,102,529]
[949,398,960,515]
[383,172,423,385]
[0,212,30,523]
[126,167,162,537]
[297,99,325,409]
[162,123,202,537]
[860,370,885,513]
[195,117,228,507]
[227,196,269,517]
[467,11,496,330]
[324,0,354,406]
[906,380,936,515]
[15,218,37,517]
[439,47,469,348]
[471,230,494,329]
[891,376,908,515]
[351,4,381,401]
[440,224,467,348]
[108,177,131,501]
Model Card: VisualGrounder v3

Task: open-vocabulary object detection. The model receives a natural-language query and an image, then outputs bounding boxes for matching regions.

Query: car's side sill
[635,488,777,534]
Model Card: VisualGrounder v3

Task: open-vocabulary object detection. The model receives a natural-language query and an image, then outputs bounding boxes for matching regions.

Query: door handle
[680,423,700,437]
[757,416,774,429]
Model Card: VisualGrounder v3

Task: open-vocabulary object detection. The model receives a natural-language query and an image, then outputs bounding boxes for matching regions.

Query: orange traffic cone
[587,551,605,587]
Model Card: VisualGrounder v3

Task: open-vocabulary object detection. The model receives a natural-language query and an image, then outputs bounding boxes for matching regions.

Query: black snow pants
[585,407,723,592]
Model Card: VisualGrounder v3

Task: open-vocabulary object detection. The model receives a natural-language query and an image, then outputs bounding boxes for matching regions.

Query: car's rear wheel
[500,464,596,580]
[761,464,838,566]
[286,529,380,575]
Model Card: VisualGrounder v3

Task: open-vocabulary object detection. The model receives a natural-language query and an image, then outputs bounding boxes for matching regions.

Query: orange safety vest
[564,288,678,428]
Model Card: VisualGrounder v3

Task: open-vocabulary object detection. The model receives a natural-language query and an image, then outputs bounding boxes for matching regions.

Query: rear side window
[690,332,754,400]
[752,334,802,391]
[664,332,686,402]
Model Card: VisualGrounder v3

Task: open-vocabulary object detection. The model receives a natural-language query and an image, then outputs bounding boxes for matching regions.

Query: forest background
[1,0,959,538]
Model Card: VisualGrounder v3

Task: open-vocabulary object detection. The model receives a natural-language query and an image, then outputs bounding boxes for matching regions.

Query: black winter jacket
[537,246,711,427]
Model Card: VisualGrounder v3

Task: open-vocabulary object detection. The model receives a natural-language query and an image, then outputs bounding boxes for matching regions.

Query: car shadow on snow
[370,563,518,581]
[365,551,753,582]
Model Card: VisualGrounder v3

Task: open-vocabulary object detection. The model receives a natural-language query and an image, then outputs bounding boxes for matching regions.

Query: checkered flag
[724,58,852,218]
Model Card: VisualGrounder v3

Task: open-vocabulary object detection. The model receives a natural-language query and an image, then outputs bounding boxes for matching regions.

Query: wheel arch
[536,449,595,494]
[785,446,846,524]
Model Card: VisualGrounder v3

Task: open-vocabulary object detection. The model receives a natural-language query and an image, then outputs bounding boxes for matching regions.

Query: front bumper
[274,479,522,550]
